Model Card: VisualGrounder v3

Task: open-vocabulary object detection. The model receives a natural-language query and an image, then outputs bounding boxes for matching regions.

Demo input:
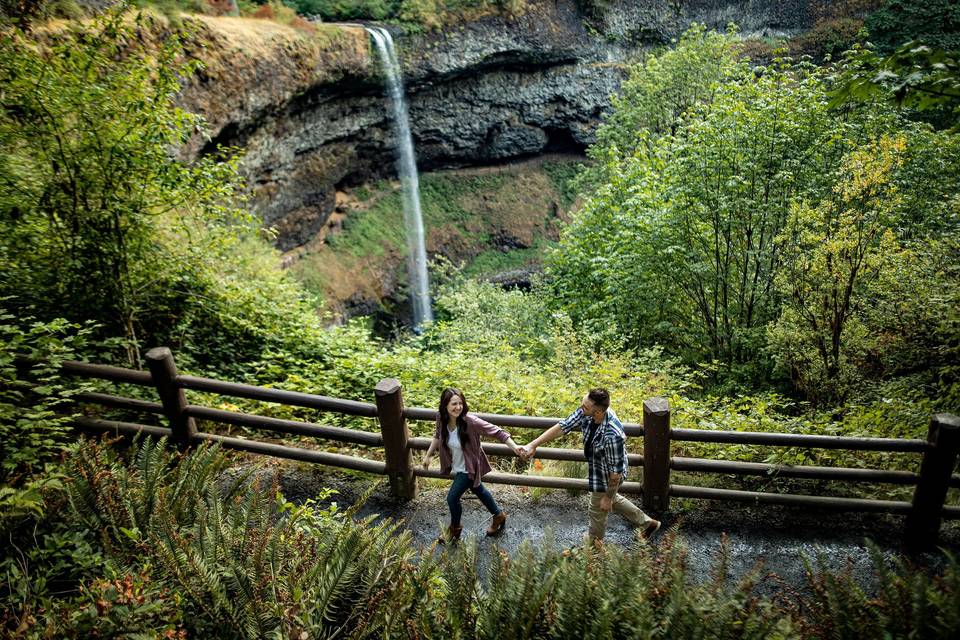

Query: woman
[421,388,521,542]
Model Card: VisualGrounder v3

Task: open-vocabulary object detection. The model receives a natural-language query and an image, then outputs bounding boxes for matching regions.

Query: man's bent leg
[587,492,610,543]
[612,493,654,527]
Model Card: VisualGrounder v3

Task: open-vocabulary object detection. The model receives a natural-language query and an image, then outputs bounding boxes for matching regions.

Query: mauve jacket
[434,413,512,487]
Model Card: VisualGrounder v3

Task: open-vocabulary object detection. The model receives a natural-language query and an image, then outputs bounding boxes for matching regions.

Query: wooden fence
[61,347,960,549]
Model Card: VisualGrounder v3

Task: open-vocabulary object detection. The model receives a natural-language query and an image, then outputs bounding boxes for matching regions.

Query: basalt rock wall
[180,0,815,251]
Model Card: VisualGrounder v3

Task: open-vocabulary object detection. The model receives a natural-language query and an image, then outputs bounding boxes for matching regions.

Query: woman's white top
[447,426,467,474]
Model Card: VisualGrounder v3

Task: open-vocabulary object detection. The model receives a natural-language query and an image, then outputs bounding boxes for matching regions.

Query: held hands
[517,444,537,460]
[421,453,432,469]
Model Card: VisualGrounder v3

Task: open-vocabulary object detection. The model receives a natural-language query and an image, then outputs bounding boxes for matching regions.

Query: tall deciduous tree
[770,137,908,403]
[549,25,959,397]
[0,7,246,366]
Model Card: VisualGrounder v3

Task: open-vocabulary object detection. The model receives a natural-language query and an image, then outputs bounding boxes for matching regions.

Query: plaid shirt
[558,407,628,492]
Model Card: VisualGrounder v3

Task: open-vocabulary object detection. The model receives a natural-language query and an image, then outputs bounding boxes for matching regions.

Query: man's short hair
[587,388,610,411]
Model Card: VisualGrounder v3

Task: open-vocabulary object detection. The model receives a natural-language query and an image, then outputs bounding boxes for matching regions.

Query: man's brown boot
[486,511,507,536]
[439,524,463,544]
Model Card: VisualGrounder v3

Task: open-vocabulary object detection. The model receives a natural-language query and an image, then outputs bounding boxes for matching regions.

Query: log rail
[56,348,960,549]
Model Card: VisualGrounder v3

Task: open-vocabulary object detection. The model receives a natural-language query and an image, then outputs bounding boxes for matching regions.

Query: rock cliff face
[180,0,815,251]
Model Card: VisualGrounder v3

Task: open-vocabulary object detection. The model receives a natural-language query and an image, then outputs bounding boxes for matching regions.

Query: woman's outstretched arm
[422,437,441,468]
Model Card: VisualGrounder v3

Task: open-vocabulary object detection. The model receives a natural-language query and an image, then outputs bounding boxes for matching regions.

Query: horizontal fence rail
[403,406,644,436]
[63,360,153,385]
[671,428,930,452]
[669,484,915,515]
[184,405,383,446]
[671,456,924,485]
[54,348,960,549]
[177,375,379,417]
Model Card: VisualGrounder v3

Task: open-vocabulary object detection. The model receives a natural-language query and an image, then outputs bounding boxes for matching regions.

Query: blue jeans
[446,472,501,526]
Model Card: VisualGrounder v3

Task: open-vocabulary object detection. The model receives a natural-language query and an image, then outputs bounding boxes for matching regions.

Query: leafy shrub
[0,311,95,485]
[865,0,960,54]
[550,24,960,403]
[12,438,960,638]
[799,542,960,639]
[0,6,250,367]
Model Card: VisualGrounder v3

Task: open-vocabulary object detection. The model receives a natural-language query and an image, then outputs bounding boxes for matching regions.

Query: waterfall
[366,26,433,329]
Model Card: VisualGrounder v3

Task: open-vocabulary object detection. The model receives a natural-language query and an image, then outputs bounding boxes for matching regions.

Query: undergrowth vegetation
[3,439,959,639]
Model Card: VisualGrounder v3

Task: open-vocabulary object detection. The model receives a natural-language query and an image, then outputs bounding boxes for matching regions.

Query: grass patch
[291,160,582,315]
[461,243,548,278]
[542,160,582,208]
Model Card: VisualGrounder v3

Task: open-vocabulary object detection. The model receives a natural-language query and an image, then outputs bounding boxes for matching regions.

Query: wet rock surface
[269,463,960,597]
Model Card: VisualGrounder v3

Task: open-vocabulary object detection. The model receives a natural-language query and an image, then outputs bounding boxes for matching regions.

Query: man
[519,388,660,545]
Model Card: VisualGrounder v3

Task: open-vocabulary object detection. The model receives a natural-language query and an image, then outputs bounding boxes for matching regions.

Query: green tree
[550,54,865,369]
[830,41,960,130]
[864,0,960,54]
[581,24,747,189]
[0,6,246,366]
[769,137,912,403]
[550,27,960,395]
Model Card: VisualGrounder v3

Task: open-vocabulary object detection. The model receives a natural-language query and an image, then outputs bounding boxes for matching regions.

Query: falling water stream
[366,26,433,329]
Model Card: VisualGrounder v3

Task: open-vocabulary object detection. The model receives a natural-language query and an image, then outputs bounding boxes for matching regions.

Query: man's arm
[518,424,564,459]
[599,472,621,511]
[599,433,628,511]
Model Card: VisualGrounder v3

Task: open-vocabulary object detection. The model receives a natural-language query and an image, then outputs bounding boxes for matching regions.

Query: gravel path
[248,461,960,597]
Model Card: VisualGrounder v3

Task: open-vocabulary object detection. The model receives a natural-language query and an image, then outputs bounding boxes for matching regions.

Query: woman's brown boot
[439,524,463,544]
[486,511,507,536]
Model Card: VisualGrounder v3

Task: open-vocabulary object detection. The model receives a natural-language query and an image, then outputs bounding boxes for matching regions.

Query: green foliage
[769,137,906,404]
[829,41,960,130]
[65,437,235,559]
[0,0,85,29]
[282,0,526,28]
[0,7,344,380]
[800,542,960,639]
[865,0,960,54]
[541,160,581,208]
[430,277,567,362]
[0,6,250,366]
[63,439,423,638]
[11,437,960,638]
[0,311,95,485]
[62,573,184,640]
[459,244,543,278]
[551,24,960,402]
[286,0,400,21]
[552,51,851,368]
[584,24,747,188]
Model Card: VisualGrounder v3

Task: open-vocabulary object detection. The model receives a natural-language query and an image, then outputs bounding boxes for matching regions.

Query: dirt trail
[267,464,960,597]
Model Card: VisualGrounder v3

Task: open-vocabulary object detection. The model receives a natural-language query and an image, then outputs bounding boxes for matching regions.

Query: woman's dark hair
[439,387,469,449]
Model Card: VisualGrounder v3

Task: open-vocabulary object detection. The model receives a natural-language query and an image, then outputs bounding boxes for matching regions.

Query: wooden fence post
[643,397,671,512]
[375,378,417,499]
[905,413,960,549]
[146,347,196,449]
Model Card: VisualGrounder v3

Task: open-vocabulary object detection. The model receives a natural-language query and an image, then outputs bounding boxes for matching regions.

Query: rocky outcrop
[593,0,812,44]
[179,1,816,251]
